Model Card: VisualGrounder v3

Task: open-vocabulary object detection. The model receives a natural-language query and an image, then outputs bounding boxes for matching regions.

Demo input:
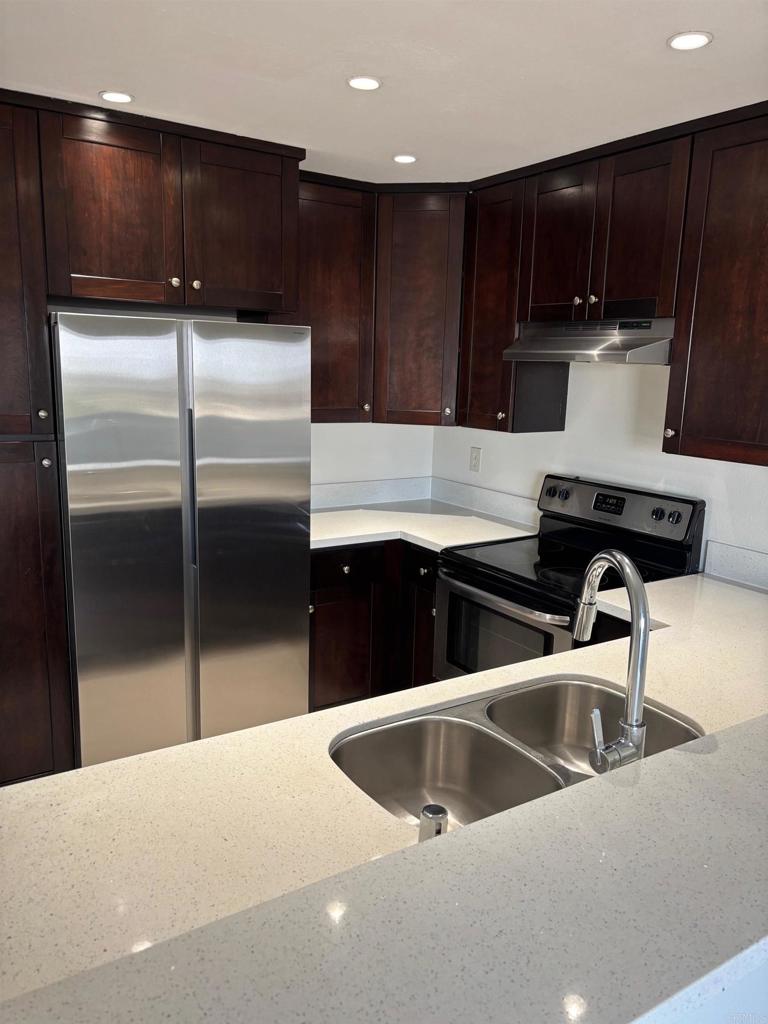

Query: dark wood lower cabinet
[309,541,438,711]
[400,545,438,688]
[0,442,74,784]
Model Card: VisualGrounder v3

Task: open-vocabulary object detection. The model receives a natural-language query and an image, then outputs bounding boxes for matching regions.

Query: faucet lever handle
[590,707,606,753]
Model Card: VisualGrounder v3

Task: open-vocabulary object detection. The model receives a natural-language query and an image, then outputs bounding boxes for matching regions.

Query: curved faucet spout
[574,549,651,770]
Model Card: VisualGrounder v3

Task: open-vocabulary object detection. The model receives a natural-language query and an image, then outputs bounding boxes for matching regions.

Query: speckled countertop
[4,713,766,1024]
[310,497,534,550]
[1,551,767,1018]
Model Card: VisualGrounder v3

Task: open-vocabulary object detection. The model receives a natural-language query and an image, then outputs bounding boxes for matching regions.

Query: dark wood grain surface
[665,116,768,466]
[374,193,465,424]
[0,105,51,435]
[271,182,375,420]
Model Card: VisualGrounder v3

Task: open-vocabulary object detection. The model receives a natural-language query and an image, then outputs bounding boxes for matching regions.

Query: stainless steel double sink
[330,676,703,832]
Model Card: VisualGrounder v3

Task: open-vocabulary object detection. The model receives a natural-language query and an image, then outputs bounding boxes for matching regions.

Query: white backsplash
[311,364,768,589]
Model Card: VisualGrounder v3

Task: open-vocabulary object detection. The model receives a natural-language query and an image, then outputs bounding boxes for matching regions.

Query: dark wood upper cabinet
[518,161,598,321]
[271,182,375,420]
[664,117,768,467]
[0,442,74,784]
[0,105,51,435]
[181,139,298,311]
[374,193,465,425]
[40,112,184,304]
[459,181,524,430]
[589,138,691,319]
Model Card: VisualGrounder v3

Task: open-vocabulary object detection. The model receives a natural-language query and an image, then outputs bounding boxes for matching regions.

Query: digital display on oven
[593,492,626,516]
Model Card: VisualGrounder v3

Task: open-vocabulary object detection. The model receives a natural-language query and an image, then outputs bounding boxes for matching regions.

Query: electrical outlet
[469,446,482,473]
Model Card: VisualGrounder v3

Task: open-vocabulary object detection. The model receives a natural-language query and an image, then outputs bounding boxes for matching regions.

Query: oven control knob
[545,485,558,498]
[667,510,683,525]
[651,506,666,522]
[558,488,570,501]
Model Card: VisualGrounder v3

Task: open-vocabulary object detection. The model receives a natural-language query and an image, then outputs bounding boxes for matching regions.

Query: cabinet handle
[443,407,452,416]
[309,604,315,615]
[496,411,506,421]
[169,277,182,288]
[37,409,49,420]
[663,428,677,439]
[192,280,202,290]
[588,294,599,304]
[419,567,430,576]
[361,402,371,412]
[572,296,583,306]
[341,565,351,575]
[41,458,52,468]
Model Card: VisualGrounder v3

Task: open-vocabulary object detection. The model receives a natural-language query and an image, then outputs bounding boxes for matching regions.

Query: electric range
[433,474,706,680]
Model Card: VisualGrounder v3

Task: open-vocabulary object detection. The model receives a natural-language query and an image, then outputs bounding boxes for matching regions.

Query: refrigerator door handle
[187,407,199,568]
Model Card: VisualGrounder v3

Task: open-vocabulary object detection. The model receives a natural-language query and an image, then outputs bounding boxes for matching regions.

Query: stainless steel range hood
[503,317,674,365]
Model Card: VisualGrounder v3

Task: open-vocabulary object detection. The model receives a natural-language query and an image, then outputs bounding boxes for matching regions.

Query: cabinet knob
[37,409,49,420]
[309,604,315,615]
[361,402,371,413]
[169,277,182,288]
[588,294,599,304]
[341,564,351,575]
[192,280,202,290]
[443,407,452,416]
[572,296,583,306]
[419,567,430,576]
[496,411,506,421]
[663,427,677,439]
[41,458,52,468]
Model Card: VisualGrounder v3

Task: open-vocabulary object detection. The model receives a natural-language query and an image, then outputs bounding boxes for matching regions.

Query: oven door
[433,570,573,680]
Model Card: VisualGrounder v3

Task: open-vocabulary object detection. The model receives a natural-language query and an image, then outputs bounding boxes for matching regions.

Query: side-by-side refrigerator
[53,313,310,766]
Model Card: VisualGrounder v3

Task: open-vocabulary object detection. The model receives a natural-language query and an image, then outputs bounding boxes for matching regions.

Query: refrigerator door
[191,322,310,737]
[55,313,189,765]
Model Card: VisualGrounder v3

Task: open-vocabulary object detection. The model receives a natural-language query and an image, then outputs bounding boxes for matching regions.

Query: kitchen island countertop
[1,560,766,1018]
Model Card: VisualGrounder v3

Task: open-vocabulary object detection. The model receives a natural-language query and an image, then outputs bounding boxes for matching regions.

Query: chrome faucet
[573,549,650,773]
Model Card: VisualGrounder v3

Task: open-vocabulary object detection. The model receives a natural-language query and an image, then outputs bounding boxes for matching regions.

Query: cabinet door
[0,105,51,435]
[182,139,298,311]
[401,546,438,687]
[518,161,598,321]
[374,194,465,425]
[589,138,690,319]
[459,181,524,430]
[0,442,74,784]
[271,183,375,421]
[310,547,377,709]
[664,117,768,466]
[40,112,183,303]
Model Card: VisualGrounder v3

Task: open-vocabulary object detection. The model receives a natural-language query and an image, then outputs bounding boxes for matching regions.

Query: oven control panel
[538,475,700,540]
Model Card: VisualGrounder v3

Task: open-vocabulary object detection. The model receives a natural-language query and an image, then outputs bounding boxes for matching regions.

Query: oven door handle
[438,571,571,628]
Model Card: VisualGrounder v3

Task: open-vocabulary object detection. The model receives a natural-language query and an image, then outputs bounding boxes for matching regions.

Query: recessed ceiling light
[393,154,417,164]
[348,76,381,91]
[99,90,134,104]
[667,31,713,50]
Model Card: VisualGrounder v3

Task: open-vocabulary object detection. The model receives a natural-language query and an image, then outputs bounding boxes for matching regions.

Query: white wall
[432,363,768,555]
[311,423,434,484]
[310,367,768,566]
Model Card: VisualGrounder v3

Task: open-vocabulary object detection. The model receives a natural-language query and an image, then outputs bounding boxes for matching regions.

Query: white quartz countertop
[4,713,766,1024]
[1,562,767,1016]
[310,497,534,550]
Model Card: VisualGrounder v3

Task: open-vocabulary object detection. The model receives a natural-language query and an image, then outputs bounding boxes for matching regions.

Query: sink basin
[487,679,702,777]
[331,716,563,829]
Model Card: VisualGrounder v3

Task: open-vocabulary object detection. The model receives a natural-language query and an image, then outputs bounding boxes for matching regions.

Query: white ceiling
[1,0,766,182]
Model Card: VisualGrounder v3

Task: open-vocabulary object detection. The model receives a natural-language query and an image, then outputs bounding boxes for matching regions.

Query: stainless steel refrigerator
[53,312,310,766]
